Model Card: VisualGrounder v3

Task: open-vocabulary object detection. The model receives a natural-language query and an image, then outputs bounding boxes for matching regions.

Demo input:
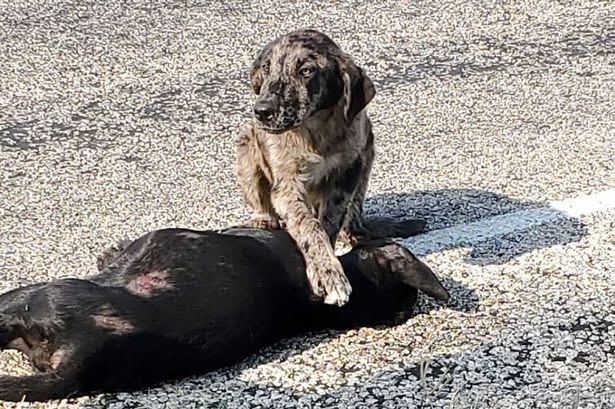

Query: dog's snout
[254,98,276,122]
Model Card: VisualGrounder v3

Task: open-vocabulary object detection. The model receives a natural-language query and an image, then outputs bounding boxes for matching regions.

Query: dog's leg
[271,181,352,306]
[339,132,375,245]
[96,239,133,272]
[319,180,355,248]
[235,127,281,230]
[341,133,425,244]
[0,372,77,402]
[320,193,350,245]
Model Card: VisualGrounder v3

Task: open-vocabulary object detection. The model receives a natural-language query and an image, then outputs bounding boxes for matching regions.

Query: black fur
[0,227,448,402]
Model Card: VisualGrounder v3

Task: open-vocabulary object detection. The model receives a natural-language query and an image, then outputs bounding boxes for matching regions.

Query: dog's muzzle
[253,97,277,123]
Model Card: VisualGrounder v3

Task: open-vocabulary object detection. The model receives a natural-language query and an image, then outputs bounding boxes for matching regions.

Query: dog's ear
[369,243,450,302]
[336,54,376,125]
[249,44,273,95]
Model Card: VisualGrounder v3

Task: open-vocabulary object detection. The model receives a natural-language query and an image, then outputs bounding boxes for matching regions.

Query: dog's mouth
[253,119,298,134]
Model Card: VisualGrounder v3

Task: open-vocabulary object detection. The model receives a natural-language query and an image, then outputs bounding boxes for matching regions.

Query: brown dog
[235,29,425,306]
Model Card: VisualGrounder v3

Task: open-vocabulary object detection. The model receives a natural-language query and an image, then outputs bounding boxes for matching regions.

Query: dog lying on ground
[236,28,425,306]
[0,227,449,402]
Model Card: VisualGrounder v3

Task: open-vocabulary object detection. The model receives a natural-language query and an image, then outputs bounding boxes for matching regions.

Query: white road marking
[401,188,615,257]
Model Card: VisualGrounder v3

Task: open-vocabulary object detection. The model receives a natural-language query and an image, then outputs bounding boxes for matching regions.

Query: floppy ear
[337,54,376,124]
[249,44,273,95]
[371,244,450,302]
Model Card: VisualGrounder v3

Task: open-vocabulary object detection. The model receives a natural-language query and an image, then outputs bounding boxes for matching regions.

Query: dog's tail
[0,372,77,402]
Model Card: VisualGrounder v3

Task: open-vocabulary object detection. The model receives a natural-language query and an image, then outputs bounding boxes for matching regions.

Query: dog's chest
[261,135,345,190]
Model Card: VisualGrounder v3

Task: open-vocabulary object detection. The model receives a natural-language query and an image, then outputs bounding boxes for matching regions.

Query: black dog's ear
[249,43,273,95]
[371,243,450,302]
[335,53,376,125]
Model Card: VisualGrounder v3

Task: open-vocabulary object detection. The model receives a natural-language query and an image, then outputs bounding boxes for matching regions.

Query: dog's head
[249,29,375,133]
[328,241,449,328]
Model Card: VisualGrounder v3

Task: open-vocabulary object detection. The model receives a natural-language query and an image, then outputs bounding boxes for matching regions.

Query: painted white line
[401,188,615,257]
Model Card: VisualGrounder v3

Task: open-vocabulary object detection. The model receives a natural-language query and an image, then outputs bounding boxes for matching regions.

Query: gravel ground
[1,1,614,408]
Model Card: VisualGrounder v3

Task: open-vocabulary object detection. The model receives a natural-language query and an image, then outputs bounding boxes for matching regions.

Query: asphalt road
[1,1,614,408]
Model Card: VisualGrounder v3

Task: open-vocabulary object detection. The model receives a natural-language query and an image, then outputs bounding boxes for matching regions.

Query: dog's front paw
[240,215,281,230]
[339,225,370,247]
[306,257,352,306]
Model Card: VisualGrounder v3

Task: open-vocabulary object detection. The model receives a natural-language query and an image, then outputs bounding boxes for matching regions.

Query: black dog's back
[0,228,448,401]
[87,230,310,391]
[0,229,310,400]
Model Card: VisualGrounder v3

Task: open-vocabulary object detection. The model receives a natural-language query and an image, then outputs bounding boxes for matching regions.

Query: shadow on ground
[363,188,587,266]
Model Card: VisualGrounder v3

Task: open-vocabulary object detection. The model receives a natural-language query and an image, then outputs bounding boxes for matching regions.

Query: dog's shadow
[364,188,587,265]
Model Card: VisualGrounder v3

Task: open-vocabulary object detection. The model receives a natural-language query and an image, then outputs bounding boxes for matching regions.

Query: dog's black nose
[254,99,276,122]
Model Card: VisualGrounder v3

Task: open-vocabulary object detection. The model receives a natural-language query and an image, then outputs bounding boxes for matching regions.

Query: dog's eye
[300,66,315,77]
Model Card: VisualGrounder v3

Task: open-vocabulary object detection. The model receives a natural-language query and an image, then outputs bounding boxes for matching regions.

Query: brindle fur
[236,29,425,306]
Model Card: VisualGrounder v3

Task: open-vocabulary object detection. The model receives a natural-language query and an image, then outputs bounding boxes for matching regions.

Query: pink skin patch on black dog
[126,270,173,298]
[92,304,135,335]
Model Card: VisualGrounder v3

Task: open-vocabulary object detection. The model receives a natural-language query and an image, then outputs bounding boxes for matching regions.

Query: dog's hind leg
[96,239,133,272]
[341,134,426,244]
[0,372,77,402]
[0,283,48,353]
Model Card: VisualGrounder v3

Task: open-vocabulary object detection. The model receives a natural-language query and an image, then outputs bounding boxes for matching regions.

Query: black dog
[0,227,449,402]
